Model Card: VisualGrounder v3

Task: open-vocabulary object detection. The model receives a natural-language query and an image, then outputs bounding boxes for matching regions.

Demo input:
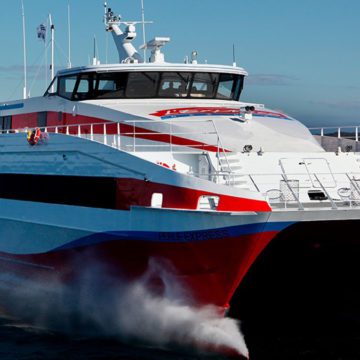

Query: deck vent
[308,190,328,201]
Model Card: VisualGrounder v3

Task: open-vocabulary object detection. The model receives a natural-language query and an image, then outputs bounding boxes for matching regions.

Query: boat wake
[0,258,248,358]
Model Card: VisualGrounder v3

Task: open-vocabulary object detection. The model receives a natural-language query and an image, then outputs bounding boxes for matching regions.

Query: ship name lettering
[159,229,229,242]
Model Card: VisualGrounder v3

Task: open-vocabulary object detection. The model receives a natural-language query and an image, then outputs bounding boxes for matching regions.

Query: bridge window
[158,72,191,98]
[95,72,127,99]
[125,72,159,98]
[51,71,244,101]
[216,73,242,100]
[44,77,58,96]
[190,73,219,98]
[58,75,77,100]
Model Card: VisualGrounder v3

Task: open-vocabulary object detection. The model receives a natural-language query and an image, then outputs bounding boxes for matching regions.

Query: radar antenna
[103,2,153,64]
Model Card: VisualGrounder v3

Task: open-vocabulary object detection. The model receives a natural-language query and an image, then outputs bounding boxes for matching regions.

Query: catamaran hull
[0,199,285,309]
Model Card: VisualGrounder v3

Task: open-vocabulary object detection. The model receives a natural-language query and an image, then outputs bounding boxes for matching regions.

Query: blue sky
[0,0,359,127]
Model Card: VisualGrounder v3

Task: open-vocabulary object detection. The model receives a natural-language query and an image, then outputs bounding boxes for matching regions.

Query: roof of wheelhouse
[57,63,248,77]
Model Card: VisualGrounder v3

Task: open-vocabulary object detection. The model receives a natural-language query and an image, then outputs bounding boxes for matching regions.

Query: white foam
[0,258,248,357]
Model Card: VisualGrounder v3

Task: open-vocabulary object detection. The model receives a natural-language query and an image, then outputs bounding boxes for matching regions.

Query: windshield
[52,71,244,101]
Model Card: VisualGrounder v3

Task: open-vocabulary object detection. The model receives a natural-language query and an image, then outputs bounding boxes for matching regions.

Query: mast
[104,2,155,64]
[141,0,146,62]
[67,0,71,68]
[45,18,48,89]
[21,0,27,99]
[49,14,55,92]
[104,7,143,63]
[104,2,108,63]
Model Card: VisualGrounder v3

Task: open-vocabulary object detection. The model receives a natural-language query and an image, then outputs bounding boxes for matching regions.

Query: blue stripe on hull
[54,221,294,252]
[0,103,24,111]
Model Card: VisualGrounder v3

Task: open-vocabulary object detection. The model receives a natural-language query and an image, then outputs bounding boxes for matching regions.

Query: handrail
[243,171,360,210]
[280,173,304,210]
[1,118,237,181]
[210,119,233,176]
[248,174,260,192]
[5,120,360,210]
[212,119,242,186]
[312,173,337,209]
[346,173,360,199]
[5,119,218,144]
[309,125,360,141]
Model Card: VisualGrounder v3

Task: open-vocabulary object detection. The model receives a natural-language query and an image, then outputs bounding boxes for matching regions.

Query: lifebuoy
[27,128,41,146]
[157,161,170,169]
[157,162,177,171]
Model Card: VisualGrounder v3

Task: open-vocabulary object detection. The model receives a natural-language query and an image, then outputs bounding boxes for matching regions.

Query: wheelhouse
[45,69,245,102]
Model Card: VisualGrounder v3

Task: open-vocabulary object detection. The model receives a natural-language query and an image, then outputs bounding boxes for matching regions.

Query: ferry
[0,3,359,318]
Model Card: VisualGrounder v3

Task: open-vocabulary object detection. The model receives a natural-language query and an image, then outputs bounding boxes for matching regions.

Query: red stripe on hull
[150,107,241,118]
[116,178,271,212]
[0,231,277,308]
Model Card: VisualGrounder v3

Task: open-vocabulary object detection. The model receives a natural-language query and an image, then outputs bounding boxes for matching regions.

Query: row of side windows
[0,112,48,132]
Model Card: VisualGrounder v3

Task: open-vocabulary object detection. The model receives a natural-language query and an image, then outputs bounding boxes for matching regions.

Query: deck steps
[217,152,249,189]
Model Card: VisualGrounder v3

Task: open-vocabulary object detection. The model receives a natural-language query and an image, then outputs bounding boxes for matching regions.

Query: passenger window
[37,112,47,130]
[0,116,12,131]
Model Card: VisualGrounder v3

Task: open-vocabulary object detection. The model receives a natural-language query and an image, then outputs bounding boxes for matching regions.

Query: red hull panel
[0,231,278,308]
[115,178,271,212]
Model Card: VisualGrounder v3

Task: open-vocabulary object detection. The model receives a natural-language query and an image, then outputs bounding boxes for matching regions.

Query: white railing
[246,171,360,210]
[2,118,236,183]
[5,118,221,149]
[309,125,360,152]
[309,125,360,141]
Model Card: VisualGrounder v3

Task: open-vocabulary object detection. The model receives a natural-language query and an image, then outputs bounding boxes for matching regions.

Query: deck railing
[244,171,360,210]
[1,118,234,181]
[309,125,360,152]
[309,125,360,140]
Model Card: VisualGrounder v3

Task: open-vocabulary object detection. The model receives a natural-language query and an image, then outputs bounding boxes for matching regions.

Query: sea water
[2,233,360,360]
[0,258,248,359]
[1,312,360,359]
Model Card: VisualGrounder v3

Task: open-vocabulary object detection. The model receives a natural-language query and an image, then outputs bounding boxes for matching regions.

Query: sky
[0,0,359,127]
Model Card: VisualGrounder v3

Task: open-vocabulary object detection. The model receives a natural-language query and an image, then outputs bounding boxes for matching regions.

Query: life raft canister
[27,128,41,146]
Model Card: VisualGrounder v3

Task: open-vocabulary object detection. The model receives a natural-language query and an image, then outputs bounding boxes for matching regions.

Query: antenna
[141,0,147,62]
[104,2,153,63]
[104,1,108,63]
[232,44,236,67]
[94,36,96,59]
[45,18,48,89]
[104,1,107,21]
[92,35,99,65]
[21,0,27,99]
[67,0,71,68]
